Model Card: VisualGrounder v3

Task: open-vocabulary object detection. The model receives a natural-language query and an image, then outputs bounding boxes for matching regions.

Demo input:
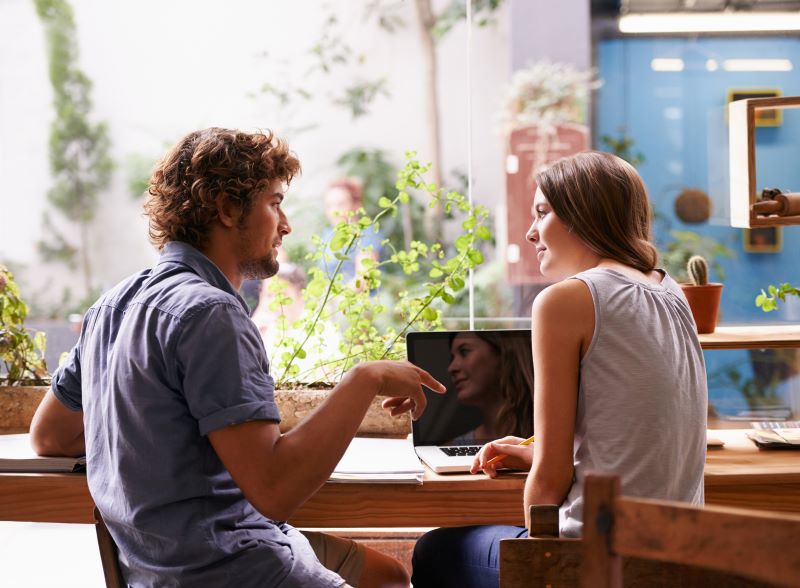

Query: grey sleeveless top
[560,267,707,537]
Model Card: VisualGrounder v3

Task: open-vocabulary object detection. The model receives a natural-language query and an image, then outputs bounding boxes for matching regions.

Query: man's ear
[215,194,242,228]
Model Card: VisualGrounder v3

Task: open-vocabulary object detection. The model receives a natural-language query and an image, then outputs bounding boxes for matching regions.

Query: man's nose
[280,213,292,235]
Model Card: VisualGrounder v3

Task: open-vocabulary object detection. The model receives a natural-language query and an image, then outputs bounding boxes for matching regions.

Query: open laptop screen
[407,330,534,446]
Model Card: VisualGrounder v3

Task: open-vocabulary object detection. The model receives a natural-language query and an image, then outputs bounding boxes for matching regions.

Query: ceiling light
[706,59,719,71]
[619,12,800,34]
[651,58,685,71]
[722,59,793,72]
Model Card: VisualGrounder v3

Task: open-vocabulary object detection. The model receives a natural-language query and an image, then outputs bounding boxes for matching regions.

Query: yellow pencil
[485,435,535,466]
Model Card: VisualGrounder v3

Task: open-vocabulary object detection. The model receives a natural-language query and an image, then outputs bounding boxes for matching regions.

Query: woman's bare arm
[523,279,594,528]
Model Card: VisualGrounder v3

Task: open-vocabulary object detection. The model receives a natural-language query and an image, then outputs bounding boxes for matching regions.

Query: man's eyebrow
[272,191,285,202]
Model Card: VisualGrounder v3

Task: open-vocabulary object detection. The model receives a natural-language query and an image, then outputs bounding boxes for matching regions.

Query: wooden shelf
[729,96,800,228]
[699,325,800,350]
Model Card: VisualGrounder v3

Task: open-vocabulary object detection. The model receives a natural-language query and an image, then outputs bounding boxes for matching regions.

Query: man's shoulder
[97,264,241,321]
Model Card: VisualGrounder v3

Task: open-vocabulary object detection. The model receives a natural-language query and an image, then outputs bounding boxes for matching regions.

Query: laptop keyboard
[440,445,482,457]
[751,420,800,430]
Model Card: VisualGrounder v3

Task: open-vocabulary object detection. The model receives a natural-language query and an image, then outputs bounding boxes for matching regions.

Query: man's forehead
[264,179,286,197]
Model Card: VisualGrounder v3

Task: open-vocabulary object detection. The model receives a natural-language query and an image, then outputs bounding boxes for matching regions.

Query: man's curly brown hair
[144,127,301,251]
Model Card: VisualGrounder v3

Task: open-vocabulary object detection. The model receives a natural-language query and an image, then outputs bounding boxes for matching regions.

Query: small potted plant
[264,152,491,435]
[0,266,50,432]
[756,282,800,313]
[680,255,723,334]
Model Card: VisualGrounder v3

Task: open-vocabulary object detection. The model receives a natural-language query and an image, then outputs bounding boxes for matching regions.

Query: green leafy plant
[267,152,491,385]
[0,267,49,386]
[600,127,645,168]
[756,282,800,313]
[660,230,734,283]
[336,147,426,254]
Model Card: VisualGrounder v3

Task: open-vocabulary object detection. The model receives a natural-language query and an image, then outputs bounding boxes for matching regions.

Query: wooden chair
[93,507,126,588]
[500,504,583,587]
[500,477,793,588]
[582,473,800,588]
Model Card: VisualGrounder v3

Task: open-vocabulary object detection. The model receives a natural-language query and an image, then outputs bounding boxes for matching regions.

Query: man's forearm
[213,363,381,522]
[29,390,86,457]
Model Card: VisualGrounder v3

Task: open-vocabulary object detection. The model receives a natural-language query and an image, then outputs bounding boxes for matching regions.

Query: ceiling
[592,0,800,17]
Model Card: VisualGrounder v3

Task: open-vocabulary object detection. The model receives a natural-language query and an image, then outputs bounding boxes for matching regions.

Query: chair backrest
[93,507,126,588]
[500,504,583,587]
[581,473,800,588]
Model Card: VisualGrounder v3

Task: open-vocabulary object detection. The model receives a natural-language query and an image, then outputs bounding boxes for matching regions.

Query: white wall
[0,0,511,310]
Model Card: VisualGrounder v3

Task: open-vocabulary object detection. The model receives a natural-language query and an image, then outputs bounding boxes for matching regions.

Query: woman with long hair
[447,331,534,442]
[411,151,707,588]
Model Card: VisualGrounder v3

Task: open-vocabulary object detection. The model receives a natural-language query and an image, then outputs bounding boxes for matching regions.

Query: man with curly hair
[30,127,444,588]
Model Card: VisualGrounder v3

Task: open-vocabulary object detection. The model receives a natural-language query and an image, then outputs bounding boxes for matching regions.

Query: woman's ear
[215,194,242,228]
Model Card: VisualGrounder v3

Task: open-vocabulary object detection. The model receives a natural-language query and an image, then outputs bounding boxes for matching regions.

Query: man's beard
[239,255,279,280]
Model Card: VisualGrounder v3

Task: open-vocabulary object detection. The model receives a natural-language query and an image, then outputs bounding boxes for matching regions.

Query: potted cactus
[679,255,724,334]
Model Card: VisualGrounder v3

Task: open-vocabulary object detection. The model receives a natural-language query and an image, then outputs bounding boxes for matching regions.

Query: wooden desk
[705,429,800,513]
[0,467,525,527]
[0,430,797,526]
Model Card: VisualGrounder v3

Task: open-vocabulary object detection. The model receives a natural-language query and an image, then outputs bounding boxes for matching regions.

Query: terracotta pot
[680,283,724,334]
[274,388,411,437]
[0,385,48,433]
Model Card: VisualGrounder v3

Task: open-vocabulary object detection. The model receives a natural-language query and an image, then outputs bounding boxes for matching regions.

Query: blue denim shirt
[53,241,343,588]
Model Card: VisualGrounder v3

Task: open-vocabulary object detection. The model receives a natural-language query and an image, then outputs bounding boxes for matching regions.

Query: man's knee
[360,546,409,588]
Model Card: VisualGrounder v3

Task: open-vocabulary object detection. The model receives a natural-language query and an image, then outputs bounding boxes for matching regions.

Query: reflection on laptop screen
[408,330,534,447]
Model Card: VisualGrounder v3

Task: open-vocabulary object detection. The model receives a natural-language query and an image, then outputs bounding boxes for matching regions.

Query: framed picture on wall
[727,88,783,127]
[743,226,783,253]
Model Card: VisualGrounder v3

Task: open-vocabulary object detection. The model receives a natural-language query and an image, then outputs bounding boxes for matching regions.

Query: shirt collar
[158,241,251,314]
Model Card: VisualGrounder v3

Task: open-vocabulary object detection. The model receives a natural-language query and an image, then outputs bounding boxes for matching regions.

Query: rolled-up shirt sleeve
[174,301,281,436]
[51,310,93,412]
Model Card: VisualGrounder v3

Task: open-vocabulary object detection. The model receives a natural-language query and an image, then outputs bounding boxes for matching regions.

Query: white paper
[0,433,86,472]
[333,437,423,475]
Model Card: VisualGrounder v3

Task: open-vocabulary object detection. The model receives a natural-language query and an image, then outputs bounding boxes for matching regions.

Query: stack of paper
[331,437,424,484]
[748,428,800,449]
[0,433,86,472]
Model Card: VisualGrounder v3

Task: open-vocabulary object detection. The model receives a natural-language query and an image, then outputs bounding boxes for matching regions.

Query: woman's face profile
[525,187,593,279]
[447,334,501,406]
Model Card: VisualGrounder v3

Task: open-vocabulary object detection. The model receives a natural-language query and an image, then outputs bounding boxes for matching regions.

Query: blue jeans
[411,525,528,588]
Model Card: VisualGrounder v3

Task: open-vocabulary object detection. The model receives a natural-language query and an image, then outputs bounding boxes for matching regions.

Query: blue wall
[596,37,800,417]
[596,36,800,323]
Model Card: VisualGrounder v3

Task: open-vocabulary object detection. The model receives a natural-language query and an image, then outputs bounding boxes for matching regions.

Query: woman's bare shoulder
[532,279,595,343]
[533,279,593,315]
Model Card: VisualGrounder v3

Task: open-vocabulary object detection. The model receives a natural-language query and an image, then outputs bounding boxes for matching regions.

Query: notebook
[0,433,86,473]
[407,329,533,473]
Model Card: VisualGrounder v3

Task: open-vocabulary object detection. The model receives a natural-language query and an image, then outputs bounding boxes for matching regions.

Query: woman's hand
[470,435,533,478]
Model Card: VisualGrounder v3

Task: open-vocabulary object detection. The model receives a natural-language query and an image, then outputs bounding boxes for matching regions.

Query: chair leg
[93,507,126,588]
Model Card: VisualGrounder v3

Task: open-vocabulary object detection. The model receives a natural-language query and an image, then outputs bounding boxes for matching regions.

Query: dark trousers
[411,525,528,588]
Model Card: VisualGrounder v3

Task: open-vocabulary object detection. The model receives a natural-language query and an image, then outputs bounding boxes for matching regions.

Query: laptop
[406,329,533,473]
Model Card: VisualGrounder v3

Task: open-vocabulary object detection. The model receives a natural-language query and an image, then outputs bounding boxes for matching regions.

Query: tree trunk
[413,0,444,241]
[79,219,93,296]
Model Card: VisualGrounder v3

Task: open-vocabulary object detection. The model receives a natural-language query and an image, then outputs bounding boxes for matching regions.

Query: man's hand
[470,435,533,478]
[210,359,444,521]
[346,360,446,421]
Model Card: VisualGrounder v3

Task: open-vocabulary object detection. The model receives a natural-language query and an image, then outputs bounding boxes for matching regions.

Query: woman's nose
[526,222,538,244]
[447,359,458,375]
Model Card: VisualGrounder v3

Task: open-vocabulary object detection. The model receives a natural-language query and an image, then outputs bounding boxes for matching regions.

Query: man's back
[52,242,343,587]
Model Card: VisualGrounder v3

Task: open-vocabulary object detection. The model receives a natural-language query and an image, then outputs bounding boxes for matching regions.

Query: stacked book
[748,421,800,449]
[330,436,424,484]
[0,433,86,472]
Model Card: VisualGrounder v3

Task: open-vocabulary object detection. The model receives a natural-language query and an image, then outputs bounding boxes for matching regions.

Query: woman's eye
[536,208,547,218]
